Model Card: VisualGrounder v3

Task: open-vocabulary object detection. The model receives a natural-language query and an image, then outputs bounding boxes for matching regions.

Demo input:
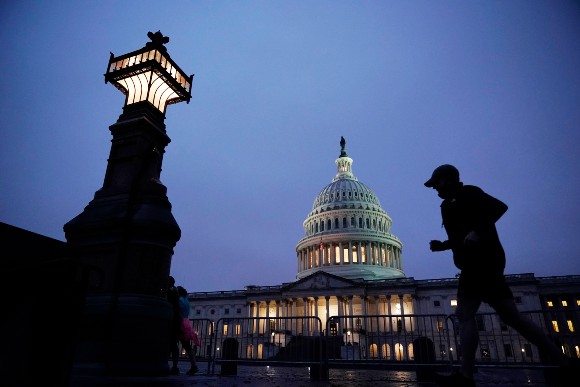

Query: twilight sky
[1,1,579,292]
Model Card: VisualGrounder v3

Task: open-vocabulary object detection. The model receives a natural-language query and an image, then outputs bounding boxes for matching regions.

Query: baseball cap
[424,164,460,187]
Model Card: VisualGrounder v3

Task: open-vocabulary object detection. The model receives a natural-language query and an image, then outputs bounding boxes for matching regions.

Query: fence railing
[179,310,578,379]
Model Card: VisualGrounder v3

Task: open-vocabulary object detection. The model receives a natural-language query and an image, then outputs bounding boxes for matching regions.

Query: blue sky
[1,1,579,291]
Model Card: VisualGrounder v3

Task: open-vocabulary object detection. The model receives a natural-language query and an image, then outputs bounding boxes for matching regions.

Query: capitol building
[188,138,579,361]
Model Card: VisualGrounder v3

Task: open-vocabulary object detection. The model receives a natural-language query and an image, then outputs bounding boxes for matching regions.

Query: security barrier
[181,309,578,380]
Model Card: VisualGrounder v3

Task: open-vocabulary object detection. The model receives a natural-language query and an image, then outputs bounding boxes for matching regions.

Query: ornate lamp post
[65,31,193,377]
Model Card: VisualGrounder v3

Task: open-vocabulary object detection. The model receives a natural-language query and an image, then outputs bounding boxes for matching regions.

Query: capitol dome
[296,137,405,281]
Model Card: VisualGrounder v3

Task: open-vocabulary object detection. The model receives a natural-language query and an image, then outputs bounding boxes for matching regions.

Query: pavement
[68,361,558,386]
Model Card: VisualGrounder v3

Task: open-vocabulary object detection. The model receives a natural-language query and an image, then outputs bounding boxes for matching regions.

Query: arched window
[395,343,405,361]
[334,218,339,229]
[382,343,390,360]
[327,219,332,230]
[315,223,319,233]
[359,218,363,228]
[351,217,355,227]
[320,220,324,231]
[366,218,370,228]
[342,218,347,228]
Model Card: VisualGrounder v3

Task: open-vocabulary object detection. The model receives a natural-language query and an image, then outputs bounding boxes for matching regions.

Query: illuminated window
[223,324,228,335]
[552,321,560,333]
[577,300,580,307]
[450,299,458,307]
[567,320,574,332]
[562,300,568,307]
[235,324,241,335]
[369,343,378,358]
[382,343,391,359]
[547,301,554,307]
[436,320,444,332]
[480,343,490,359]
[330,322,338,336]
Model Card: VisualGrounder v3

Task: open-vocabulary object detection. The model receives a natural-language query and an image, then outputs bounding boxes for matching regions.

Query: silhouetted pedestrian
[424,164,568,387]
[167,276,182,375]
[178,286,198,375]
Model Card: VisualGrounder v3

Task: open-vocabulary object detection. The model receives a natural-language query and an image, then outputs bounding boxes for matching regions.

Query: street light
[64,31,193,377]
[105,31,193,114]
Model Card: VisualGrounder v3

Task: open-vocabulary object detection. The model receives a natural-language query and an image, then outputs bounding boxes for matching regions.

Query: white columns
[348,296,354,332]
[313,296,319,333]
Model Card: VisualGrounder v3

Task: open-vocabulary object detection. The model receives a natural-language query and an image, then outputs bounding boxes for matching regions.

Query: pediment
[283,271,357,292]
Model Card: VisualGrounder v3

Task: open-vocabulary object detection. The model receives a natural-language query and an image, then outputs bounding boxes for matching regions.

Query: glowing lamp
[105,31,193,114]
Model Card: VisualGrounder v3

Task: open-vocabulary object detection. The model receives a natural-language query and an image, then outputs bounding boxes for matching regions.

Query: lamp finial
[146,31,170,52]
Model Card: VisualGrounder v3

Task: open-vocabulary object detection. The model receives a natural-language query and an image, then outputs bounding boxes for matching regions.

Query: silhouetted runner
[424,164,569,387]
